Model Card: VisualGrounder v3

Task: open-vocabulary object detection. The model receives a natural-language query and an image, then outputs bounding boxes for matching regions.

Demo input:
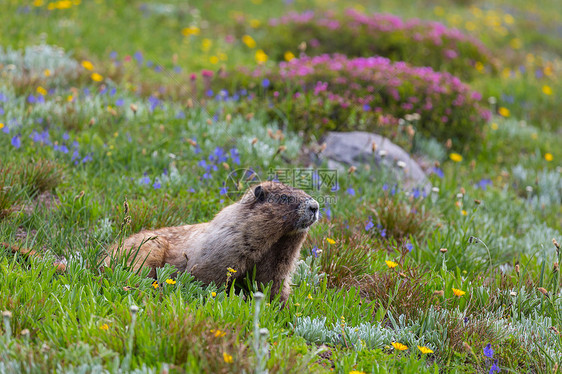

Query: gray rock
[320,131,430,192]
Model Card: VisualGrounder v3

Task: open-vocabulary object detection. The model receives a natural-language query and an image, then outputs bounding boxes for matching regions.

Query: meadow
[0,0,561,372]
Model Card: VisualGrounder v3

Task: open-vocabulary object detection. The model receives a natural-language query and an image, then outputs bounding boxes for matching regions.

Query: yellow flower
[545,153,553,162]
[465,21,476,31]
[418,345,434,354]
[211,291,217,297]
[0,123,4,129]
[385,260,398,269]
[452,288,466,297]
[349,371,366,374]
[81,60,94,71]
[209,56,219,64]
[67,95,74,102]
[91,73,103,82]
[433,6,444,16]
[227,267,237,273]
[284,51,296,61]
[307,294,313,300]
[491,122,498,130]
[99,323,109,330]
[44,69,51,77]
[255,49,268,64]
[461,210,467,216]
[223,352,233,363]
[212,329,226,337]
[201,38,212,52]
[391,342,408,351]
[56,0,72,9]
[503,14,514,24]
[165,279,176,285]
[33,0,44,6]
[449,153,463,162]
[36,86,47,96]
[326,238,336,244]
[250,19,261,28]
[181,26,200,36]
[542,85,553,95]
[509,38,522,49]
[152,281,159,289]
[474,61,484,72]
[242,35,256,49]
[544,66,553,76]
[498,107,510,117]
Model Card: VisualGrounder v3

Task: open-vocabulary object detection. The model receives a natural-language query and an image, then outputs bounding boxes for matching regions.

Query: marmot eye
[254,186,267,202]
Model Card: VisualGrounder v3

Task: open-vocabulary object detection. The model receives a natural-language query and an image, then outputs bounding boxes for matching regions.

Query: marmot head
[240,181,319,233]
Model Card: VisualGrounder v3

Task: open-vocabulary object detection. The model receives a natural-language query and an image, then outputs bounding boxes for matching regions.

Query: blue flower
[477,179,492,190]
[230,148,240,165]
[153,180,161,189]
[430,167,444,178]
[483,344,493,359]
[261,78,270,88]
[134,51,144,64]
[489,361,500,374]
[11,135,21,149]
[362,104,371,111]
[405,243,413,252]
[412,188,421,199]
[115,98,125,107]
[311,246,320,258]
[365,218,374,231]
[141,175,150,185]
[173,66,182,73]
[110,87,116,96]
[347,187,355,196]
[109,51,118,59]
[27,94,36,104]
[220,186,228,195]
[323,205,331,220]
[380,228,387,238]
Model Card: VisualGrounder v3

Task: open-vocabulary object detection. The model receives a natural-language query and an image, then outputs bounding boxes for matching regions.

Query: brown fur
[1,242,66,272]
[106,181,319,303]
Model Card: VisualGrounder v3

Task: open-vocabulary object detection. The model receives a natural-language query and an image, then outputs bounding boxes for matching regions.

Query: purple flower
[153,180,161,189]
[347,187,355,196]
[430,167,444,178]
[365,218,374,231]
[261,78,270,88]
[489,362,500,374]
[115,98,125,106]
[405,243,413,252]
[27,94,36,104]
[323,205,332,220]
[380,228,387,238]
[483,344,493,358]
[220,186,228,195]
[230,148,240,165]
[11,135,21,149]
[109,51,118,59]
[141,175,150,185]
[476,178,492,190]
[311,246,320,257]
[134,51,143,64]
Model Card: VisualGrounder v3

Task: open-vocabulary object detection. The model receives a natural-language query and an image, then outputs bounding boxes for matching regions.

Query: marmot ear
[254,185,266,202]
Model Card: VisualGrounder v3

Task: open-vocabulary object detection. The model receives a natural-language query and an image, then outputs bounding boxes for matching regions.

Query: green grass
[1,0,561,373]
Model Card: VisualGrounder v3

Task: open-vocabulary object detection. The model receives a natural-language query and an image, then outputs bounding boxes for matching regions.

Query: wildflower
[209,56,219,64]
[227,267,237,273]
[255,49,268,64]
[201,38,212,51]
[242,35,256,48]
[91,73,103,82]
[36,86,47,96]
[405,243,413,252]
[165,279,176,285]
[181,26,200,36]
[223,352,233,363]
[417,346,434,354]
[483,343,493,358]
[212,329,226,337]
[284,51,295,61]
[99,324,109,330]
[498,107,510,117]
[250,19,261,28]
[490,362,500,374]
[544,153,553,162]
[542,85,553,95]
[491,122,498,130]
[385,260,398,269]
[452,288,466,297]
[391,342,408,351]
[326,238,336,245]
[307,294,313,300]
[152,281,159,289]
[211,292,217,297]
[449,153,463,162]
[348,371,366,374]
[538,287,549,297]
[365,218,374,231]
[11,135,21,149]
[440,248,448,253]
[81,60,94,71]
[461,210,467,216]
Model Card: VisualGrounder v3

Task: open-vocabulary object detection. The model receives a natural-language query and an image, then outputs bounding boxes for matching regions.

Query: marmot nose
[307,199,319,216]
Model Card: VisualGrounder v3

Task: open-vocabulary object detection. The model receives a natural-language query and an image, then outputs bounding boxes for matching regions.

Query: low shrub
[217,54,490,150]
[264,9,497,79]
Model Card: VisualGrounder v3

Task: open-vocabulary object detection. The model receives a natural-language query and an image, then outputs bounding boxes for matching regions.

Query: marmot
[106,181,319,303]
